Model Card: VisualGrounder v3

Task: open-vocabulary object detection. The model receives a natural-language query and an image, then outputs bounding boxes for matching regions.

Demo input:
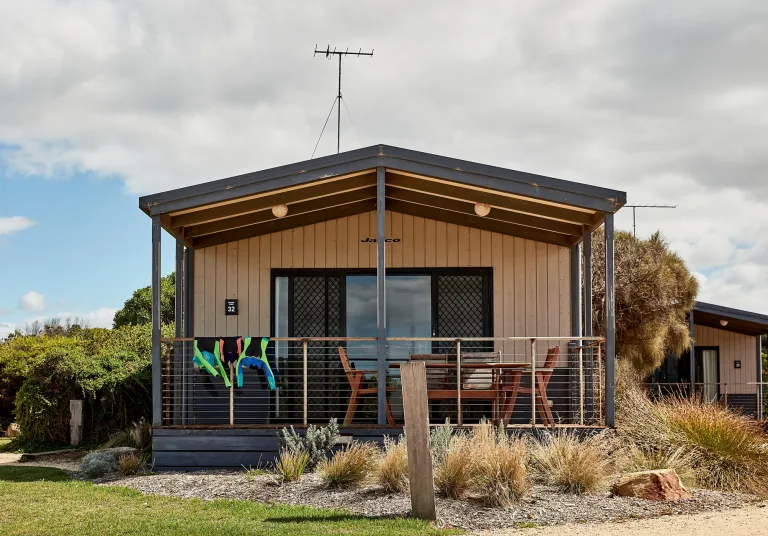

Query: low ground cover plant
[278,418,339,470]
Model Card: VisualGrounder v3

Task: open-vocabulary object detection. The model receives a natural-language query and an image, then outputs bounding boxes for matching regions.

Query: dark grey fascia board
[144,155,381,216]
[694,301,768,329]
[382,145,627,212]
[140,143,627,217]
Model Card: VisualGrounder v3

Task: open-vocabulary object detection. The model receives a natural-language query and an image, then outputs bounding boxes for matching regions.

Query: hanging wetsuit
[193,337,230,387]
[236,337,280,390]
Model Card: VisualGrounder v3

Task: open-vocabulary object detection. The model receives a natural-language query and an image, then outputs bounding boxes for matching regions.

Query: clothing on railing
[193,336,280,391]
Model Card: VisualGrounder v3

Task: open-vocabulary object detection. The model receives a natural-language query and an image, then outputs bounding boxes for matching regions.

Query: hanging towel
[193,337,231,388]
[236,337,280,390]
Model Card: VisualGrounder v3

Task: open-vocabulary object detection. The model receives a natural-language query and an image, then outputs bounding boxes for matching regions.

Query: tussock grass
[273,449,310,483]
[118,452,148,476]
[318,442,379,489]
[617,385,768,497]
[434,434,476,499]
[622,445,697,487]
[377,437,409,492]
[531,432,612,494]
[471,422,529,506]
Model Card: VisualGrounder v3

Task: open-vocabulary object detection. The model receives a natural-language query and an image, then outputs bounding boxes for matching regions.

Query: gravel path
[476,504,768,535]
[101,470,762,530]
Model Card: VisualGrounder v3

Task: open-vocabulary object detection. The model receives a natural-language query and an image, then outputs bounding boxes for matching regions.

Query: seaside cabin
[139,145,625,469]
[651,302,767,418]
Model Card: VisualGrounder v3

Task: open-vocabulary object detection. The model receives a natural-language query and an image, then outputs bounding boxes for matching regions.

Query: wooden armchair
[338,347,395,426]
[500,346,559,426]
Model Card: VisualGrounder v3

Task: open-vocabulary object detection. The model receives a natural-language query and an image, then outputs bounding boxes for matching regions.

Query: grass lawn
[0,466,453,536]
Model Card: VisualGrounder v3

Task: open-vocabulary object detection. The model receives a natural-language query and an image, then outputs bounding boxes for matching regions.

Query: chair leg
[537,384,555,426]
[385,399,395,426]
[344,390,360,427]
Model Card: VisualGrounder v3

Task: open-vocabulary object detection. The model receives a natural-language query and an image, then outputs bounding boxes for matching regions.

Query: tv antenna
[625,204,677,237]
[313,45,373,156]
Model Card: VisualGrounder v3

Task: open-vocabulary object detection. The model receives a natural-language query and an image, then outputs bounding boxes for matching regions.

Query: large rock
[612,469,692,501]
[6,423,21,438]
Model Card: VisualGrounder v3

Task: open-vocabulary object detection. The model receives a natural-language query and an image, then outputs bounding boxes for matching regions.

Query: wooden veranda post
[604,213,616,427]
[400,362,436,521]
[376,166,387,425]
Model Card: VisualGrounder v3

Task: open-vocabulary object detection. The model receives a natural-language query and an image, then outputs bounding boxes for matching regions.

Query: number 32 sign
[225,299,238,316]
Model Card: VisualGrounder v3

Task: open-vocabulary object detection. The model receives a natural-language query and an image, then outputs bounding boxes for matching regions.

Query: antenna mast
[625,204,677,237]
[314,45,373,153]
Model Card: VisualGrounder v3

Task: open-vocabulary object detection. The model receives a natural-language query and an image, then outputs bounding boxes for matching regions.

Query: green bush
[0,323,172,445]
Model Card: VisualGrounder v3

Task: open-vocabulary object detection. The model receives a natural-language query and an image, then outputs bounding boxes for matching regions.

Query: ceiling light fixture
[474,202,491,217]
[720,319,729,327]
[271,204,289,218]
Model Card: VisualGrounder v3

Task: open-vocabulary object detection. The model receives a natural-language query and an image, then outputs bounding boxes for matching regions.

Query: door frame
[694,346,721,399]
[270,267,493,338]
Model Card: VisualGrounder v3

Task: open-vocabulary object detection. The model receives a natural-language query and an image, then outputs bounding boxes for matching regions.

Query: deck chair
[338,347,395,426]
[500,346,559,426]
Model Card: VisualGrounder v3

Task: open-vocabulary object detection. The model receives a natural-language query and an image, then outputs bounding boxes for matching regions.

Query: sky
[1,1,767,338]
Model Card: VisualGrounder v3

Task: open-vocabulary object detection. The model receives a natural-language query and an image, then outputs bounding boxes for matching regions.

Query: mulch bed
[100,470,763,530]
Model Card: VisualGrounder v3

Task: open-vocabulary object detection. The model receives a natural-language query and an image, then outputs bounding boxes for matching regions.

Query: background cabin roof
[693,301,768,336]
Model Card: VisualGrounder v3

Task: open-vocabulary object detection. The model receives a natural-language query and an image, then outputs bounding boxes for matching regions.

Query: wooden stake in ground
[69,400,83,446]
[400,361,436,521]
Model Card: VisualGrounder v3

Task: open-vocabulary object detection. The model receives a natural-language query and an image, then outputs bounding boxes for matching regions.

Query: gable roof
[140,144,626,249]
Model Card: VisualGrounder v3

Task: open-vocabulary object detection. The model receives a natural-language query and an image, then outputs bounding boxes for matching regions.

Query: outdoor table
[389,361,539,422]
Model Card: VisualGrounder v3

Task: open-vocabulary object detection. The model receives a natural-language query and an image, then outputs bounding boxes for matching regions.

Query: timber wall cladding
[693,324,757,394]
[193,211,571,364]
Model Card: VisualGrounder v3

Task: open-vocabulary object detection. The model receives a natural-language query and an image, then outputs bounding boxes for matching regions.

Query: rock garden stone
[612,469,692,501]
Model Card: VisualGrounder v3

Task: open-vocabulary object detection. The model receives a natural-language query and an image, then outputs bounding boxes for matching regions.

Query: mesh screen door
[434,272,492,353]
[287,275,345,422]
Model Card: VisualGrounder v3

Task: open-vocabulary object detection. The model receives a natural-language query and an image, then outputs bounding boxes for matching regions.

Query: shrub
[471,423,529,506]
[531,432,612,494]
[102,430,133,449]
[665,396,768,495]
[273,449,310,483]
[377,437,409,492]
[318,442,379,489]
[434,435,476,499]
[278,418,339,469]
[618,387,768,496]
[429,419,453,466]
[80,452,117,478]
[118,452,147,476]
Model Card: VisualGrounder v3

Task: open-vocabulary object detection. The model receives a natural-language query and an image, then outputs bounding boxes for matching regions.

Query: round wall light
[271,204,289,218]
[719,319,729,327]
[474,202,491,217]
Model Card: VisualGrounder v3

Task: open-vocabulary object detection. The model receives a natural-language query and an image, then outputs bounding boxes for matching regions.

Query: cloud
[1,1,767,313]
[19,290,46,312]
[0,322,16,340]
[0,216,36,236]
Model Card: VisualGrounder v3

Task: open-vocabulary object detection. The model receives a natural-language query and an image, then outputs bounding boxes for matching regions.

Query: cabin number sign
[225,299,238,316]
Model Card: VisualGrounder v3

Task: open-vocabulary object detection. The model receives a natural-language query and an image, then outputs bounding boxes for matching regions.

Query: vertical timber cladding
[193,211,572,365]
[694,324,758,395]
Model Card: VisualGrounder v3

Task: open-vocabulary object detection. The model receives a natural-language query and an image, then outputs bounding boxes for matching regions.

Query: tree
[113,272,176,328]
[592,230,698,375]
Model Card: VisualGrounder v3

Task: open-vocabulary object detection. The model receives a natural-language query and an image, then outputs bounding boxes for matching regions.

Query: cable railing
[160,336,606,429]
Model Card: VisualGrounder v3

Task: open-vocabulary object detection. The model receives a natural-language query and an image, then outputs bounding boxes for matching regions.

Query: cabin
[651,301,766,418]
[139,145,625,469]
